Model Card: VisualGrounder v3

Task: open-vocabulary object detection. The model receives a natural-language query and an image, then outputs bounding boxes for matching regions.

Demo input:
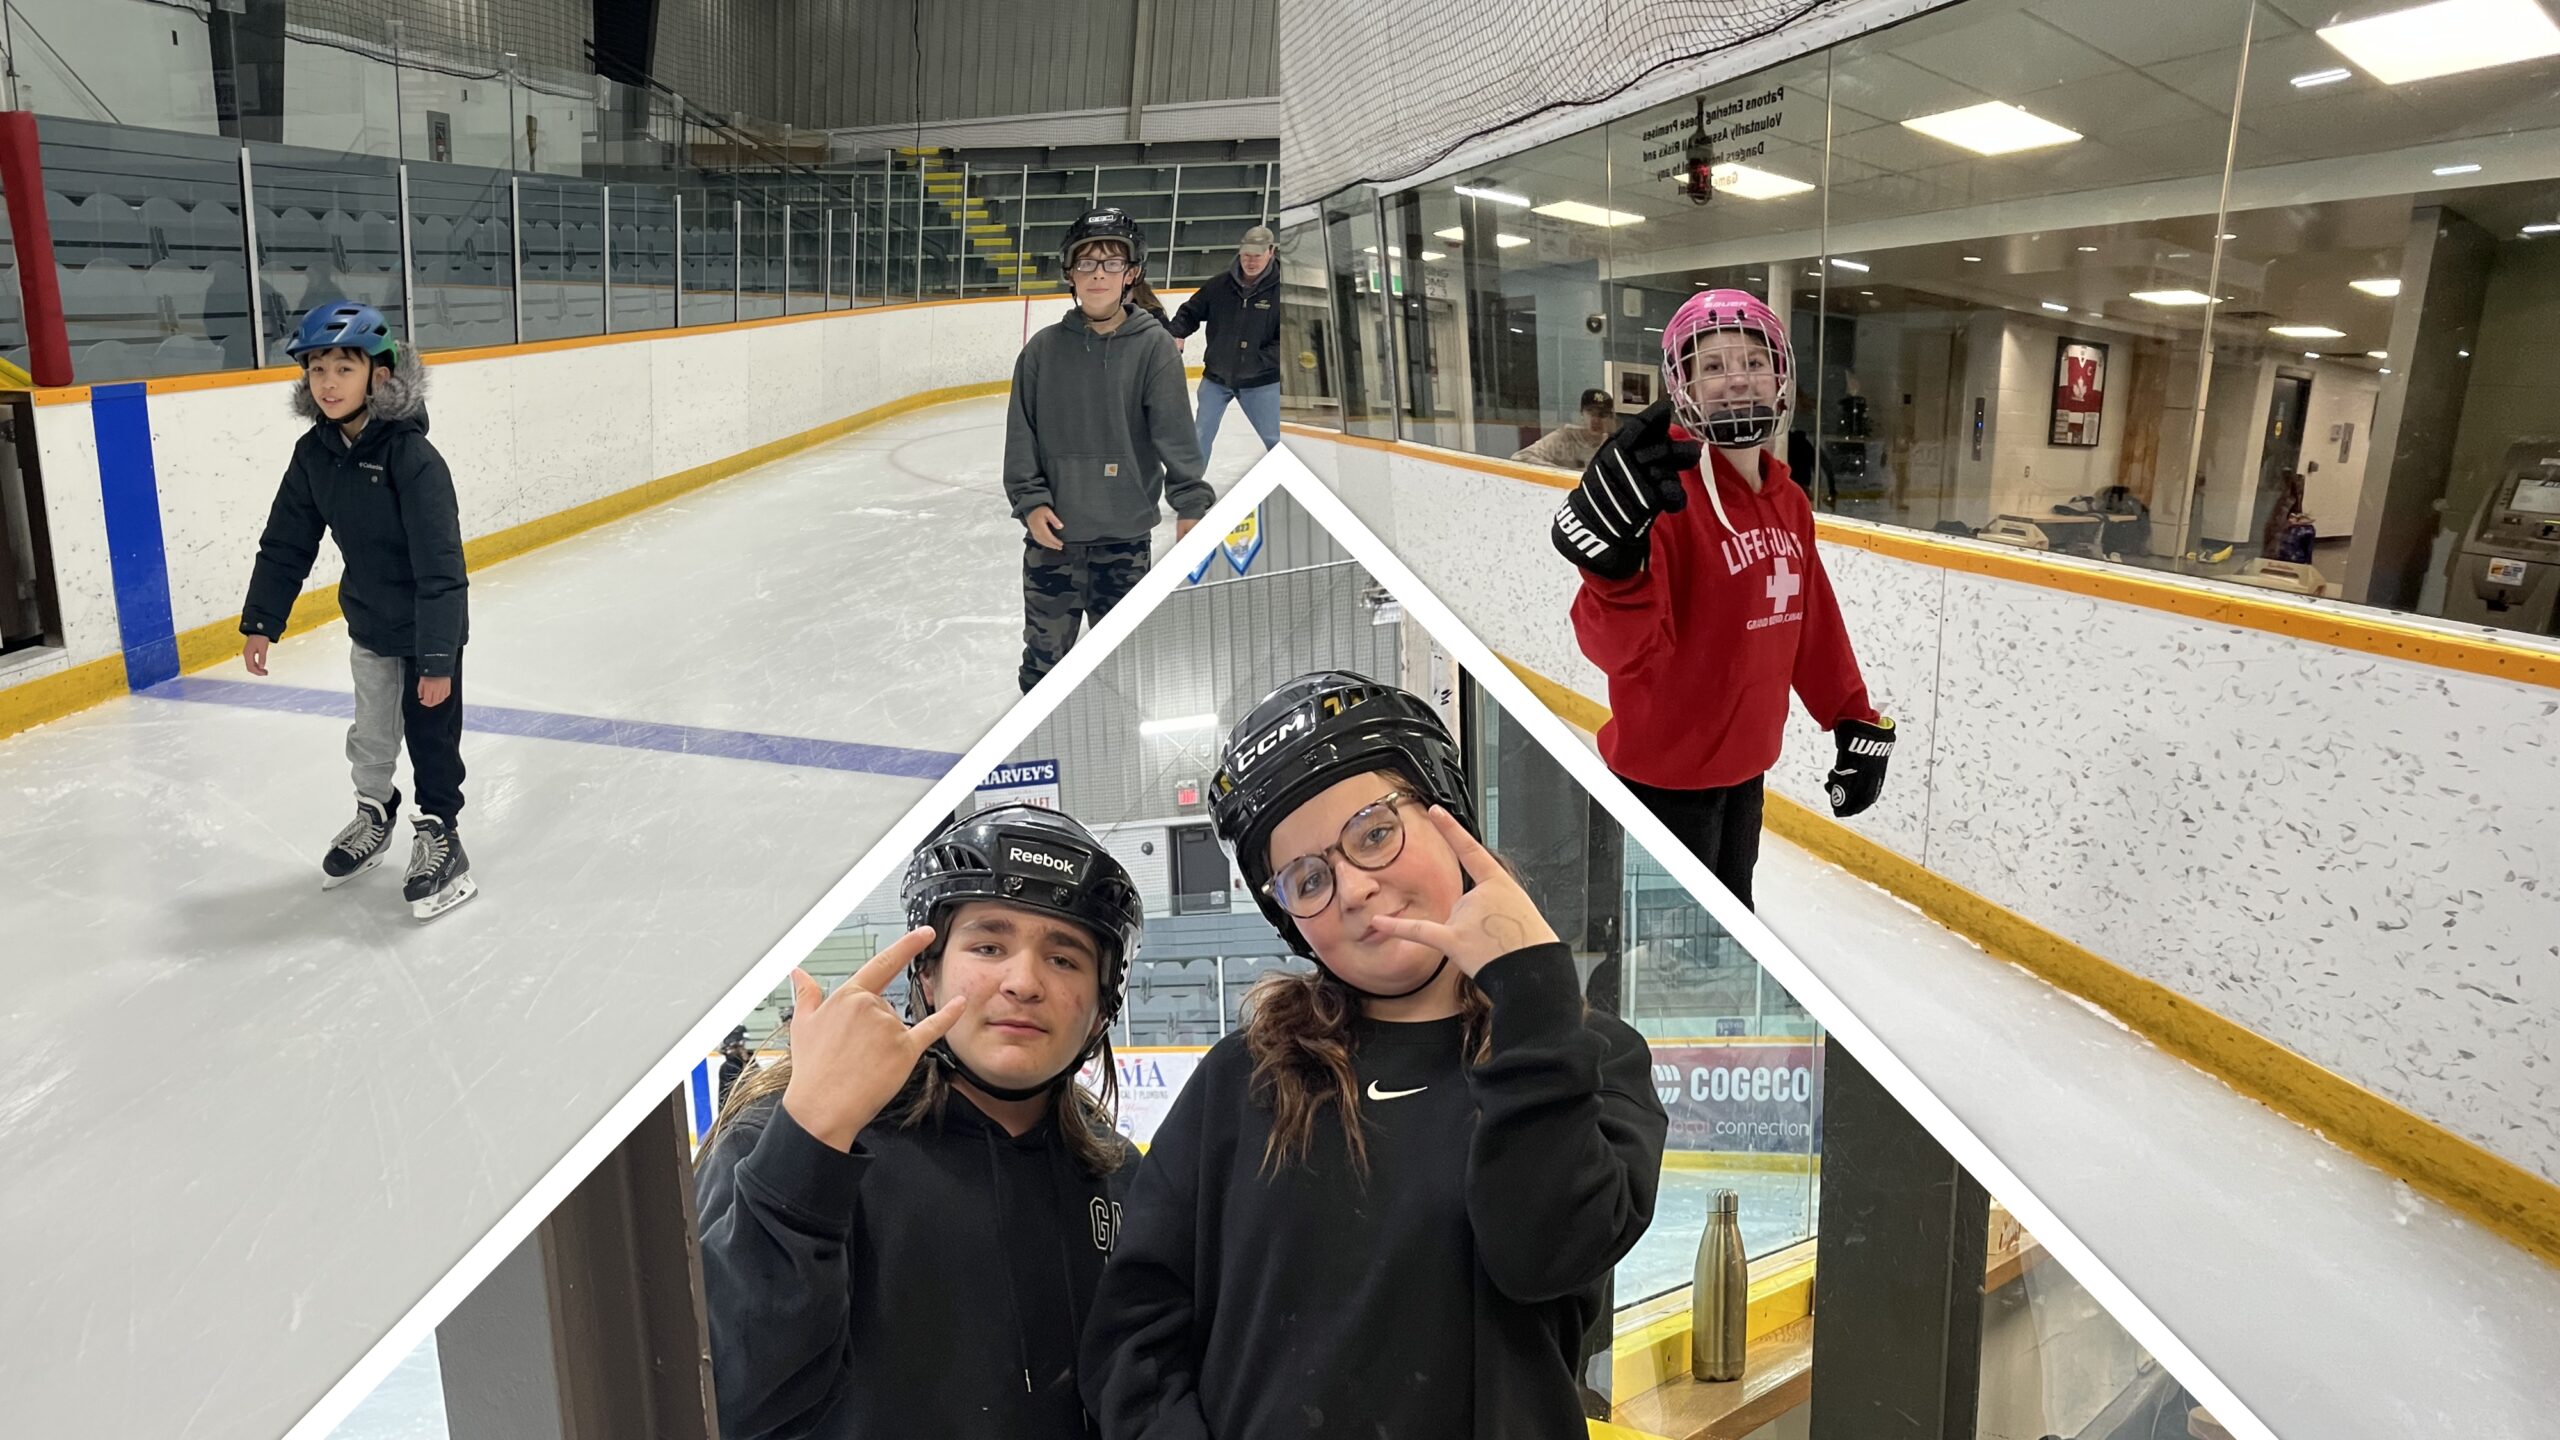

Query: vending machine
[2442,440,2560,637]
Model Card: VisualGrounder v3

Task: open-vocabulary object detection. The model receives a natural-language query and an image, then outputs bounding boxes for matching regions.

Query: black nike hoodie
[1079,943,1668,1439]
[696,1080,1141,1440]
[241,347,468,676]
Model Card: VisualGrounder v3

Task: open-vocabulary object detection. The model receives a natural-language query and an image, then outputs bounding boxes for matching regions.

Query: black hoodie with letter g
[695,1083,1140,1440]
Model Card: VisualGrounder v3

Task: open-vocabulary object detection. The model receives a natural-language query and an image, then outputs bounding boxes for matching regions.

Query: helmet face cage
[897,804,1143,1040]
[1663,289,1793,448]
[1210,673,1477,957]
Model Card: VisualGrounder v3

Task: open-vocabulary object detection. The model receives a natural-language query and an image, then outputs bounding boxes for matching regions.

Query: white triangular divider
[282,456,1295,1440]
[287,446,2275,1440]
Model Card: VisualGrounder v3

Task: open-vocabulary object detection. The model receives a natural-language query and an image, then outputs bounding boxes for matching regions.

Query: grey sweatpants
[348,642,406,808]
[347,640,469,821]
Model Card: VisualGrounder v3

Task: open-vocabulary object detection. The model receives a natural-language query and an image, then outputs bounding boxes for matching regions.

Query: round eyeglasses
[1265,792,1411,919]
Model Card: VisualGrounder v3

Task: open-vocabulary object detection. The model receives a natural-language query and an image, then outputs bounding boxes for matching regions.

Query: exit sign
[1176,781,1201,807]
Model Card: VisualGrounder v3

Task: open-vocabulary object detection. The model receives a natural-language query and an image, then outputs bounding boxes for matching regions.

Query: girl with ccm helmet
[1080,672,1668,1439]
[695,803,1145,1439]
[1549,289,1895,910]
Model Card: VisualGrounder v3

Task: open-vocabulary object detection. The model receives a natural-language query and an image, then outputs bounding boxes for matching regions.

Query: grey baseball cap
[1240,225,1276,254]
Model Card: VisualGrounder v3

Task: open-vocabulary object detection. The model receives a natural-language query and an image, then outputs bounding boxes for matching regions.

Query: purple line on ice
[144,678,965,780]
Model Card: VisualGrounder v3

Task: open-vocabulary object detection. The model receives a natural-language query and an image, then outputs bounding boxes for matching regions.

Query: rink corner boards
[0,294,1210,744]
[1492,647,2560,1274]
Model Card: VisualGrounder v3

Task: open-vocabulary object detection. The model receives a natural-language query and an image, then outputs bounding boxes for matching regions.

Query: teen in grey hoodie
[1004,207,1212,693]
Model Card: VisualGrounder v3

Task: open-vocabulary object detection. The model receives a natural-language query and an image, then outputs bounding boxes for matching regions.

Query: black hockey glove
[1827,716,1895,819]
[1549,398,1701,581]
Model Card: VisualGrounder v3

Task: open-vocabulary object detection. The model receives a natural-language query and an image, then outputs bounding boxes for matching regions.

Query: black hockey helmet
[1211,671,1477,960]
[899,801,1143,1097]
[1061,206,1149,273]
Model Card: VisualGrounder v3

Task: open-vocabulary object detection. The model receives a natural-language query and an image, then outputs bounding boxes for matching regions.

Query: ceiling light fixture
[1829,257,1871,272]
[2316,0,2560,85]
[2077,244,2099,252]
[2305,351,2323,359]
[2131,289,2215,305]
[2291,67,2354,87]
[1531,199,1644,227]
[1962,255,1983,263]
[1434,227,1465,242]
[1140,714,1220,735]
[2218,233,2239,241]
[2270,324,2346,338]
[1709,163,1817,200]
[1420,251,1447,262]
[2523,222,2560,236]
[1494,233,1530,248]
[2350,277,2403,297]
[1453,184,1531,206]
[2367,350,2389,359]
[2042,301,2070,312]
[1901,101,2083,156]
[2433,162,2483,176]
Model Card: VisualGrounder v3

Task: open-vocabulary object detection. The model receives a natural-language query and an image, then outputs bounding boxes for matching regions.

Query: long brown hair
[702,958,1126,1177]
[1241,780,1532,1176]
[1243,966,1491,1178]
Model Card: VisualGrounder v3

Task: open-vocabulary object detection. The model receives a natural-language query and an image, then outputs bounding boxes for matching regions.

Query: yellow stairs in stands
[902,145,1057,291]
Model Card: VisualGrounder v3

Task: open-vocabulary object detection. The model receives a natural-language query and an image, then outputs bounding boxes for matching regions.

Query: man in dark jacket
[241,301,476,922]
[1165,224,1282,456]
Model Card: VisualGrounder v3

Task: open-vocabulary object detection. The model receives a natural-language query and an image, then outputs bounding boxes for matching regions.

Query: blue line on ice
[145,677,966,780]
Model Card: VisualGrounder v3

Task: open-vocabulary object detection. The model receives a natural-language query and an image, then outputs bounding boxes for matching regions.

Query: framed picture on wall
[1605,360,1657,414]
[2049,337,2108,447]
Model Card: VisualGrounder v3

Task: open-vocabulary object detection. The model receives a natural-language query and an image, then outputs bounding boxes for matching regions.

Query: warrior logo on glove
[1827,716,1895,818]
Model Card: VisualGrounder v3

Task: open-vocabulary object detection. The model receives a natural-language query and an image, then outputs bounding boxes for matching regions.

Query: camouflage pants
[1020,536,1152,692]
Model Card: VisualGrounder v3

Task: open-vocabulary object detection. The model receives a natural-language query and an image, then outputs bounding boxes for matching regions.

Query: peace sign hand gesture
[1365,805,1560,977]
[779,926,969,1152]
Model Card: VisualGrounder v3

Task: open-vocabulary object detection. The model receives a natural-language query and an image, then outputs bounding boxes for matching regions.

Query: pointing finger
[851,926,936,996]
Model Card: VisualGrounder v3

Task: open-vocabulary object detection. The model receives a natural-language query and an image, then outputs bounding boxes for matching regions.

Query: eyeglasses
[1070,256,1133,276]
[1265,792,1412,919]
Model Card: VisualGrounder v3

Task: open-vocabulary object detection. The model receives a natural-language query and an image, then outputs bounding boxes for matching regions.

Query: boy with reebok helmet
[696,802,1144,1440]
[1549,289,1893,909]
[1082,672,1666,1440]
[240,301,475,921]
[1005,206,1212,693]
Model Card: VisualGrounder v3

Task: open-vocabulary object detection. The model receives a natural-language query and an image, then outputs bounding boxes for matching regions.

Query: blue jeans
[1196,378,1281,456]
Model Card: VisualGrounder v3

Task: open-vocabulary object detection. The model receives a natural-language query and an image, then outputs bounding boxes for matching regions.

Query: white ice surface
[0,395,1259,1440]
[1754,837,2560,1439]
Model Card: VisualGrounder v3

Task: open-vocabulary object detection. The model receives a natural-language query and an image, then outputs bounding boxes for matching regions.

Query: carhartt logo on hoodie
[1721,525,1806,631]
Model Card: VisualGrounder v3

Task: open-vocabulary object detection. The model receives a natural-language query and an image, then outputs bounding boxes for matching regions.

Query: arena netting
[1278,0,1850,208]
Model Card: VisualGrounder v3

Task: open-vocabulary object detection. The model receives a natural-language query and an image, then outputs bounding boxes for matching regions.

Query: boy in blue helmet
[239,301,476,921]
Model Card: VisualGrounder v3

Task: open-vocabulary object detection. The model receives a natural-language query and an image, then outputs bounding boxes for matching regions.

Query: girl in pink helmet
[1547,289,1894,908]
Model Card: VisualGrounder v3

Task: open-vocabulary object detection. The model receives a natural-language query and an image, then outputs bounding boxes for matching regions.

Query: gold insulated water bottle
[1691,1188,1748,1382]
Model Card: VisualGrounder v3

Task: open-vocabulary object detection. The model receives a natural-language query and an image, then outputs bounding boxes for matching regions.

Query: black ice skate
[321,791,400,889]
[403,815,478,921]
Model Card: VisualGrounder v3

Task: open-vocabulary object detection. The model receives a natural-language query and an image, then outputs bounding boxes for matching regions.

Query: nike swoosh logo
[1366,1081,1427,1101]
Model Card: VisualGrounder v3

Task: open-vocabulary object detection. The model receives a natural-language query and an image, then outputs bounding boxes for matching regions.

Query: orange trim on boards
[1280,423,2560,694]
[29,289,1188,407]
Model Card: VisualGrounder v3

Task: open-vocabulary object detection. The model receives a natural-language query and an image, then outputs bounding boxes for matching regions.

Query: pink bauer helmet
[1662,288,1793,448]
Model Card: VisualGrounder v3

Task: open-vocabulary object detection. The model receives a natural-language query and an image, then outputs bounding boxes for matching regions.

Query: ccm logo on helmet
[1226,709,1313,779]
[1007,843,1085,880]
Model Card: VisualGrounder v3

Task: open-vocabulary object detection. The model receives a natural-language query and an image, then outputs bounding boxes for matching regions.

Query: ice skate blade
[412,873,479,922]
[321,848,388,890]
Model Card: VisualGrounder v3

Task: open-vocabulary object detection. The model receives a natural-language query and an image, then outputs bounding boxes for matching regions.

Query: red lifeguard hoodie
[1569,439,1878,791]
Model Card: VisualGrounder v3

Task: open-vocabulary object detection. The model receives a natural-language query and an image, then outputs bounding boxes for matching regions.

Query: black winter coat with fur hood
[242,349,468,676]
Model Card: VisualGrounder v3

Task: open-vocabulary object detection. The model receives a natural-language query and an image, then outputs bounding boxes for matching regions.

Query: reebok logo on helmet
[1003,840,1087,883]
